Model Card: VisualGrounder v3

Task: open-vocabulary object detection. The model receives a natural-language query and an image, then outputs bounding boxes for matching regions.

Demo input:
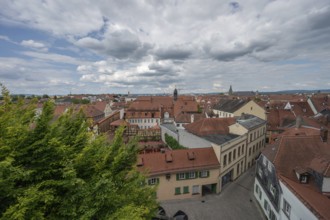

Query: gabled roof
[137,148,220,175]
[268,128,330,219]
[212,99,248,113]
[175,113,205,123]
[184,118,236,136]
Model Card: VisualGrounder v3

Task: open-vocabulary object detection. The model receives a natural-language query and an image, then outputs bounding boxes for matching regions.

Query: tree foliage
[0,84,157,219]
[164,133,186,150]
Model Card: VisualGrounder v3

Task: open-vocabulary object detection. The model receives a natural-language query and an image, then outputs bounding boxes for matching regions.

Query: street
[161,166,265,220]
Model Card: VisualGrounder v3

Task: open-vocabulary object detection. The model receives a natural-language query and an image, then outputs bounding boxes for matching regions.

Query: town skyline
[1,0,330,95]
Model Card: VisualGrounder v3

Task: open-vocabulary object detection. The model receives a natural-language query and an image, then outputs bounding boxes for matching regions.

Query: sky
[1,0,330,95]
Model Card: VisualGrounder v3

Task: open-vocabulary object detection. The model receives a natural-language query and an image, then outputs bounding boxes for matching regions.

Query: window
[255,184,259,194]
[268,163,272,173]
[192,185,199,194]
[177,173,185,180]
[148,178,159,185]
[237,163,240,175]
[269,210,277,220]
[258,168,263,177]
[250,133,253,142]
[229,152,232,163]
[188,171,196,179]
[238,146,241,156]
[242,144,244,154]
[175,187,181,195]
[264,200,270,214]
[223,154,227,166]
[270,184,276,197]
[200,170,209,178]
[233,149,236,160]
[283,199,291,217]
[183,186,189,194]
[249,148,251,156]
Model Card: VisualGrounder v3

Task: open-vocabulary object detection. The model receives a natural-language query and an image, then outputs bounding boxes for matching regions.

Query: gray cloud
[76,29,152,59]
[154,45,193,60]
[1,0,330,94]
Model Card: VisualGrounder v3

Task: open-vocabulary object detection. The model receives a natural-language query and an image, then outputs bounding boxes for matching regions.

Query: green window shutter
[198,171,201,178]
[195,171,198,179]
[183,186,189,194]
[175,187,181,195]
[156,178,160,184]
[185,173,189,179]
[207,171,210,177]
[176,174,179,180]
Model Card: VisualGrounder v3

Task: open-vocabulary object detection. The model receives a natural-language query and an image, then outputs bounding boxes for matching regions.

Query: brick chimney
[320,127,328,142]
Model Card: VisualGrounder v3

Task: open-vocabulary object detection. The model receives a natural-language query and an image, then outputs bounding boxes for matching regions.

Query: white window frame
[188,171,196,179]
[192,185,199,194]
[200,170,208,178]
[283,199,291,217]
[178,173,185,180]
[148,178,158,185]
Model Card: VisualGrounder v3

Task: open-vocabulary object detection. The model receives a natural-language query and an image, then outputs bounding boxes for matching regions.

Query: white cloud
[21,40,48,51]
[1,0,330,94]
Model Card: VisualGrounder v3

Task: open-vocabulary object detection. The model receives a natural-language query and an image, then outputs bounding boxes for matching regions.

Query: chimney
[296,116,302,128]
[320,127,328,142]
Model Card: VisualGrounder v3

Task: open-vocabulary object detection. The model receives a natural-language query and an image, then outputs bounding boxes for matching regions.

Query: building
[137,148,220,201]
[161,115,266,192]
[212,99,266,120]
[254,126,330,220]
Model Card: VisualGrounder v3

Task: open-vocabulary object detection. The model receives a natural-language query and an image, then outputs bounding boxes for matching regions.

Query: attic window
[300,175,309,184]
[165,153,173,163]
[137,158,144,167]
[187,152,195,160]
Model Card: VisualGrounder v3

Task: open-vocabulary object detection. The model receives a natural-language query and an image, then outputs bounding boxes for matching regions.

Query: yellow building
[137,148,220,201]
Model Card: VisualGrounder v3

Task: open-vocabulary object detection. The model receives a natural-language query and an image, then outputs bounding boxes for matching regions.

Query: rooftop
[137,148,220,176]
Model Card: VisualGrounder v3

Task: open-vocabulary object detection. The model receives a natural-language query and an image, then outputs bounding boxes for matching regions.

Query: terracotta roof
[175,113,205,123]
[137,148,220,175]
[279,175,330,220]
[184,118,236,136]
[173,100,199,117]
[212,99,248,113]
[271,130,330,219]
[93,101,108,112]
[110,119,129,126]
[290,101,314,117]
[310,96,329,112]
[267,109,295,130]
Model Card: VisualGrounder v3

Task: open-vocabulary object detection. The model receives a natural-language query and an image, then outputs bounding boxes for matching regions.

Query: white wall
[254,179,280,220]
[178,129,212,148]
[279,180,318,220]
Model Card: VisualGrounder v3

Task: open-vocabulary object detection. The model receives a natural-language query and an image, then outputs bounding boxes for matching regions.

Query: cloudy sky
[1,0,330,95]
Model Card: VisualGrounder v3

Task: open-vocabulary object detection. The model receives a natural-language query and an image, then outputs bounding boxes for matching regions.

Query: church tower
[228,85,233,96]
[173,88,178,101]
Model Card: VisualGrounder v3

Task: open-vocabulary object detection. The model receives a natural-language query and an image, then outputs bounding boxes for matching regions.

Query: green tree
[165,133,186,150]
[0,84,157,219]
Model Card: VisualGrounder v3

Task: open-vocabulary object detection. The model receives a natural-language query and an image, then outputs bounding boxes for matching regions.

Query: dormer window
[294,167,310,184]
[300,174,309,184]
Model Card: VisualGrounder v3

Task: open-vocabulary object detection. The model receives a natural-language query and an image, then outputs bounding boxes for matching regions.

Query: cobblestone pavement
[161,166,265,220]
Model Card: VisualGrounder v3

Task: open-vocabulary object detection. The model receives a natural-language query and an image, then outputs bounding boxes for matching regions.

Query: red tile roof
[184,118,236,136]
[270,129,330,219]
[137,148,220,176]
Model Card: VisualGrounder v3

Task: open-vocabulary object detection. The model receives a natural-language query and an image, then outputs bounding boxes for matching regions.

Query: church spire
[173,87,178,101]
[228,85,233,96]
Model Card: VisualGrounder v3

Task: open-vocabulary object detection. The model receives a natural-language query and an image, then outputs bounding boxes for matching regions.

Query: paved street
[161,166,265,220]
